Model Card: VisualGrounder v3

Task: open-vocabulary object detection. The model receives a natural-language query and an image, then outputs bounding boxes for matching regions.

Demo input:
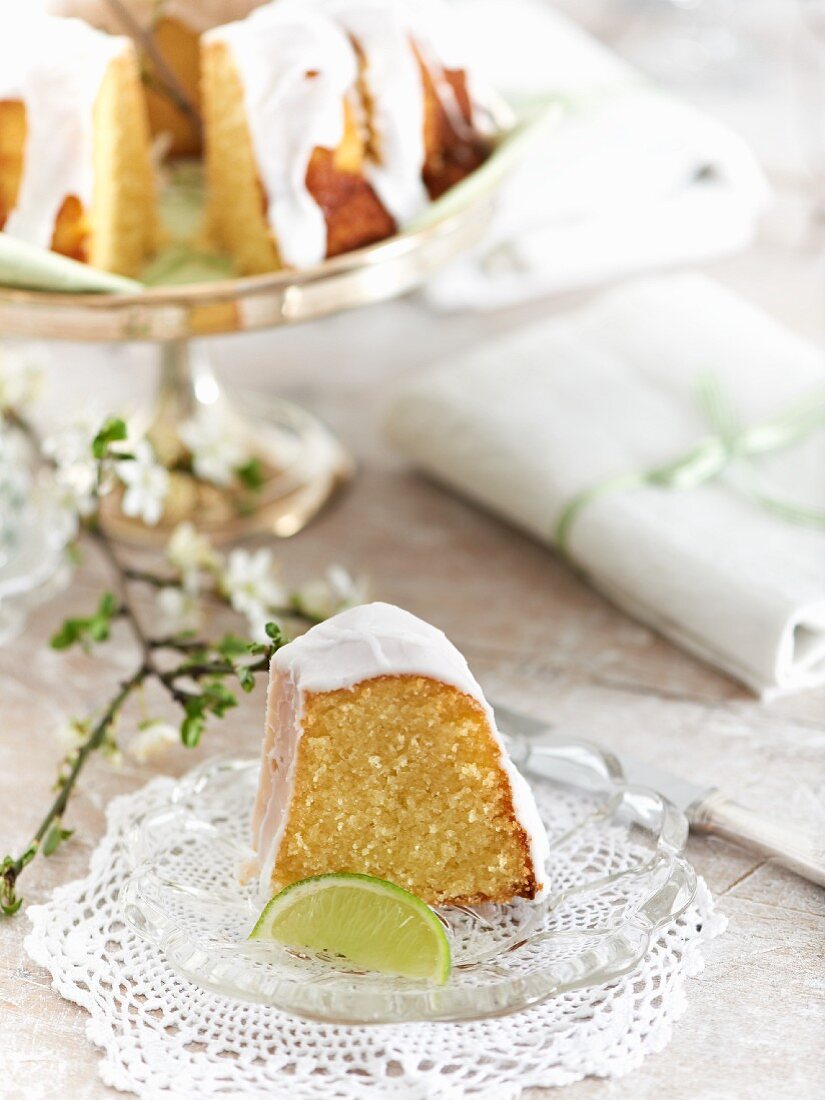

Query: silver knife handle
[691,791,825,888]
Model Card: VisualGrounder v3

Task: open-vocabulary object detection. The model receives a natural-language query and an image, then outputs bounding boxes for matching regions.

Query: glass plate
[120,736,697,1023]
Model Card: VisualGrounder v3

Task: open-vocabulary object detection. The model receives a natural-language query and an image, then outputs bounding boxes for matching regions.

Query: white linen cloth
[386,275,825,696]
[425,0,770,310]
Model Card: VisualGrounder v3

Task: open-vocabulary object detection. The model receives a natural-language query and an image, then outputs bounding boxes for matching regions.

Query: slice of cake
[202,3,395,273]
[311,0,489,222]
[48,1,269,156]
[0,16,159,276]
[250,603,549,907]
[201,0,490,273]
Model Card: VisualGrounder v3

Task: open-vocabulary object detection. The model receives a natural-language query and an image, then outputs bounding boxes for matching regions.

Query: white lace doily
[25,776,725,1099]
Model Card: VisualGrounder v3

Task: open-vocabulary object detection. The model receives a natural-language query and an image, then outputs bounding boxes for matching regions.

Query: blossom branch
[0,397,367,917]
[2,665,148,915]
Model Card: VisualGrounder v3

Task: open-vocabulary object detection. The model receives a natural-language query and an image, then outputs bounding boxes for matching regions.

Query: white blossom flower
[54,716,88,753]
[0,343,45,412]
[0,425,31,536]
[292,565,369,620]
[221,547,287,631]
[116,439,170,526]
[156,585,202,632]
[101,741,124,769]
[179,409,247,487]
[128,720,179,764]
[166,522,220,592]
[43,422,100,517]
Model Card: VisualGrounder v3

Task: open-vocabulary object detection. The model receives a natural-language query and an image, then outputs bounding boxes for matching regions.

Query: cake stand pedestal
[0,197,493,543]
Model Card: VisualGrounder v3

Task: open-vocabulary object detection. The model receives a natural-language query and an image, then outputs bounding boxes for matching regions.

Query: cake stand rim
[0,191,495,340]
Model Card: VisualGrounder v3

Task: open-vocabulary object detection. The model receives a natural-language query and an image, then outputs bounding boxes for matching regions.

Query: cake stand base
[100,339,353,544]
[0,160,506,544]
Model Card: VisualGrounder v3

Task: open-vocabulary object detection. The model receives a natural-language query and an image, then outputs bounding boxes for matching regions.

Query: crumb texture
[272,675,536,906]
[202,40,282,274]
[90,51,159,275]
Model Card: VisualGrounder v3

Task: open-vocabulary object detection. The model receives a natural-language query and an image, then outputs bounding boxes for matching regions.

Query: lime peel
[248,872,452,985]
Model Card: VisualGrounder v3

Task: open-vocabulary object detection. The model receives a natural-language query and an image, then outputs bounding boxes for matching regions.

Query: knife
[493,702,825,889]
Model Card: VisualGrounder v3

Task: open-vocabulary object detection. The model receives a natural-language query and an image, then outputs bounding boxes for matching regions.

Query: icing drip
[312,0,430,224]
[207,6,358,269]
[311,0,479,222]
[0,15,129,250]
[253,603,550,899]
[402,0,480,145]
[209,0,482,264]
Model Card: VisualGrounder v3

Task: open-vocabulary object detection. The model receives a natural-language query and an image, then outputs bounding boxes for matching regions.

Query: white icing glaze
[207,5,358,269]
[310,0,429,224]
[311,0,478,222]
[400,0,479,143]
[252,602,549,899]
[46,0,267,36]
[208,0,481,265]
[0,15,129,251]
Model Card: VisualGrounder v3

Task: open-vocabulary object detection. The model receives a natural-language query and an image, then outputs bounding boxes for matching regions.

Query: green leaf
[264,622,285,644]
[0,855,22,917]
[87,617,111,643]
[236,457,265,492]
[180,712,204,748]
[42,821,74,857]
[202,679,237,717]
[19,844,37,869]
[42,825,60,857]
[50,592,118,651]
[217,633,252,660]
[91,417,128,459]
[51,619,81,650]
[238,666,256,694]
[98,592,117,617]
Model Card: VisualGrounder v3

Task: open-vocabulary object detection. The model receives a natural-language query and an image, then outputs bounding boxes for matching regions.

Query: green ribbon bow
[554,373,825,559]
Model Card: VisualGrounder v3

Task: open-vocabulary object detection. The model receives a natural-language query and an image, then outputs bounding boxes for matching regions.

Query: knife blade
[493,701,825,889]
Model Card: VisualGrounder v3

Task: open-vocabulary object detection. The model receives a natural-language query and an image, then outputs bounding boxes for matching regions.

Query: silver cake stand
[0,198,494,542]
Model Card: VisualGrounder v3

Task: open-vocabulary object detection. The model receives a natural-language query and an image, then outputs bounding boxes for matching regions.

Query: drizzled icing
[0,15,129,250]
[252,603,550,899]
[310,0,430,224]
[310,0,479,221]
[209,0,478,266]
[207,6,358,269]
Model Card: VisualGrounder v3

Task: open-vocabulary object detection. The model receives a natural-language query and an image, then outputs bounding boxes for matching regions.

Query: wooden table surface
[2,5,824,1098]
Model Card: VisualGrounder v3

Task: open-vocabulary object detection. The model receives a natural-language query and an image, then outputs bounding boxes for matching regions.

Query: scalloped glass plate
[120,736,697,1023]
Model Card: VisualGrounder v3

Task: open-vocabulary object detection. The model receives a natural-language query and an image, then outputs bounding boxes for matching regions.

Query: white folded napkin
[425,0,770,311]
[385,274,825,697]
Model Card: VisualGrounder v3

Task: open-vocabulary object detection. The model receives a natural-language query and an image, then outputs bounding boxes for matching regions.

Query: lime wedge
[248,873,452,985]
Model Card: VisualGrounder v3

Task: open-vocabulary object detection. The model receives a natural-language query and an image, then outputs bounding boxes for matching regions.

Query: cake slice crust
[202,35,395,274]
[89,49,159,276]
[269,674,541,907]
[0,19,158,276]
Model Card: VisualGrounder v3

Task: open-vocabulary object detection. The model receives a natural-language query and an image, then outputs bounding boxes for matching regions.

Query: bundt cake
[47,0,268,156]
[0,15,159,276]
[249,603,549,908]
[1,2,491,278]
[202,0,490,273]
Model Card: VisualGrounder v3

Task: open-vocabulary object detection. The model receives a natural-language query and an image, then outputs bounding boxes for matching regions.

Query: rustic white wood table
[2,4,824,1097]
